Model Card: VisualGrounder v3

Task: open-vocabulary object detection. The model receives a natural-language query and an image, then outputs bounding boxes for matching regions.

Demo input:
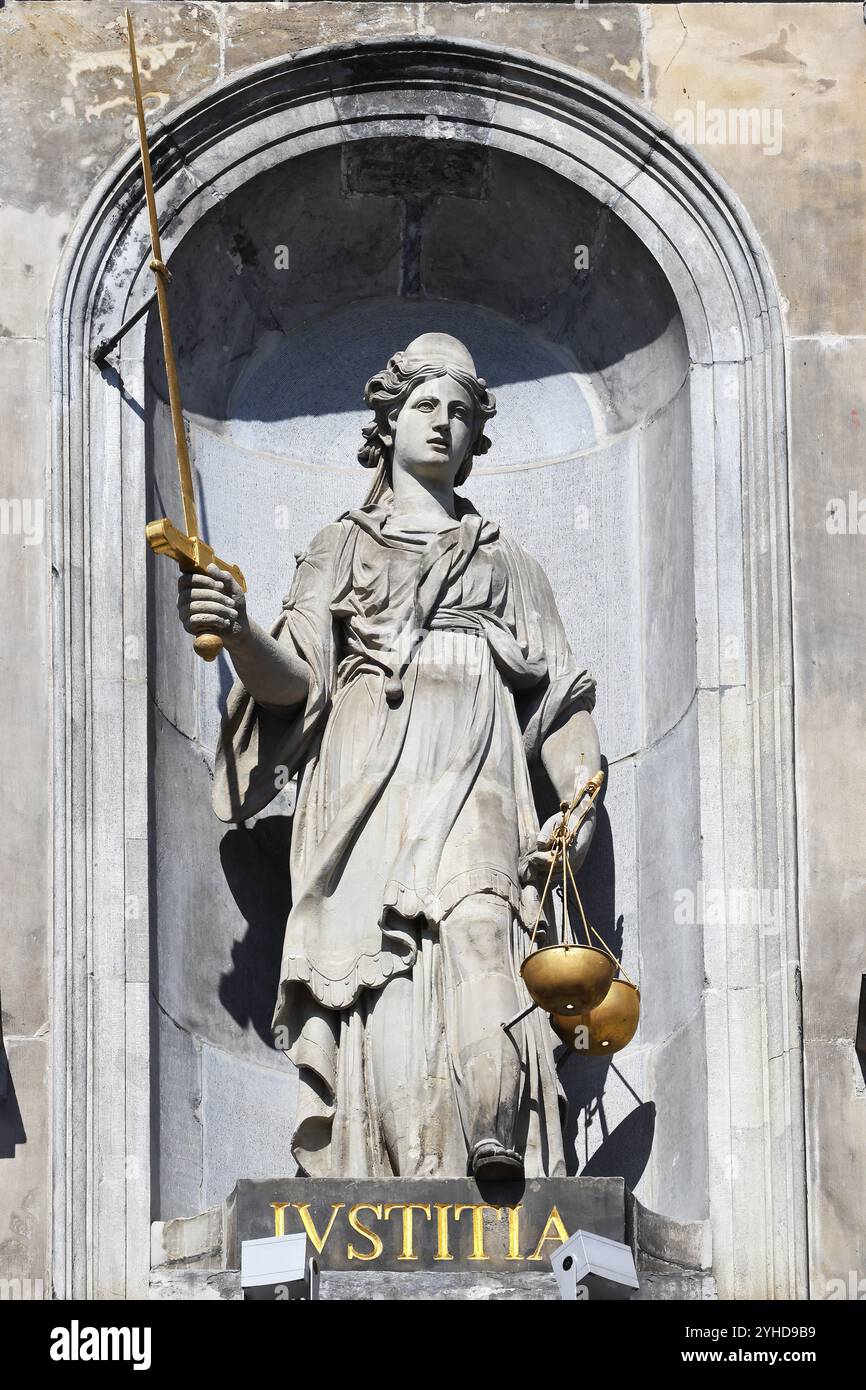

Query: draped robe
[213,495,596,1177]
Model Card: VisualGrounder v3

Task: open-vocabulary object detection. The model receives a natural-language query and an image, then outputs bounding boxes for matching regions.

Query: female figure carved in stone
[177,333,600,1180]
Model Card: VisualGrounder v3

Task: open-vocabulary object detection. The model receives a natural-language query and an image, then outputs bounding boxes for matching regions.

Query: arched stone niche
[52,39,804,1300]
[148,135,700,1223]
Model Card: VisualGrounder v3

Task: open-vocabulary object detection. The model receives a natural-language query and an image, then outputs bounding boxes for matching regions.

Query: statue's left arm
[538,706,601,871]
[502,536,602,873]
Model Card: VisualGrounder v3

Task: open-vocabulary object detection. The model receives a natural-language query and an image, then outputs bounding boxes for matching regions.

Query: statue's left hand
[522,805,596,887]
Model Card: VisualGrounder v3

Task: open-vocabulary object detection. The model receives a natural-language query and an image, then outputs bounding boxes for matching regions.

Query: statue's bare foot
[469,1139,524,1181]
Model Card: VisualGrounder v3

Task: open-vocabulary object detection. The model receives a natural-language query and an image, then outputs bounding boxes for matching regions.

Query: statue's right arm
[177,564,311,708]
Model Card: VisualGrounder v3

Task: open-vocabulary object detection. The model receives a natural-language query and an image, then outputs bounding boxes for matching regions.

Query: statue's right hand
[177,564,249,648]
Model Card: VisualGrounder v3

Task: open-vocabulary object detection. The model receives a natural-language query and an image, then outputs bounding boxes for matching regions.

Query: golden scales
[507,771,640,1056]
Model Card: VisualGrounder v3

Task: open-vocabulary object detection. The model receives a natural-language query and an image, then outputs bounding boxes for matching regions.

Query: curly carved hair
[358,351,497,503]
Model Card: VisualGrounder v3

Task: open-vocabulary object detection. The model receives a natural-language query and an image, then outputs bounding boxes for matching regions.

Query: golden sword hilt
[146,517,247,662]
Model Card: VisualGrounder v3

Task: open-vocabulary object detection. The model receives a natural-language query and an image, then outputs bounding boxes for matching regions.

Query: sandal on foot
[469,1139,525,1181]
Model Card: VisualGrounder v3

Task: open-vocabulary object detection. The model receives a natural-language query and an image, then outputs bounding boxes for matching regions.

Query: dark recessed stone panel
[234,1175,626,1272]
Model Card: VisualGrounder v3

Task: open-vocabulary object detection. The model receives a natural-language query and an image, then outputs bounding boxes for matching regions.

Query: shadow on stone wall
[0,1075,27,1159]
[218,820,294,1049]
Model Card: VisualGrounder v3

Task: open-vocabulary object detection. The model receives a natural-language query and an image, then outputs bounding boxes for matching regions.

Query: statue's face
[390,374,474,486]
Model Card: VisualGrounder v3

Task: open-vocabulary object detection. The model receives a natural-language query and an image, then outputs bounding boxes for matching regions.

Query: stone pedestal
[150,1176,716,1300]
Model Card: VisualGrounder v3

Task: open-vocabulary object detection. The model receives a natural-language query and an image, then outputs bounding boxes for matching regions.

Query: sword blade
[126,8,199,540]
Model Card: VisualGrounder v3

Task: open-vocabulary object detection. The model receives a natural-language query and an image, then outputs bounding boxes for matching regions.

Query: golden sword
[126,9,245,662]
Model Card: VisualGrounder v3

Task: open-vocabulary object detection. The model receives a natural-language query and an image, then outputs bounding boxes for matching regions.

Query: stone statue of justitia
[177,333,601,1181]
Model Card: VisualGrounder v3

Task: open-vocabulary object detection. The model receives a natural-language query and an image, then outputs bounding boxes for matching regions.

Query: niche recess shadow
[149,138,683,427]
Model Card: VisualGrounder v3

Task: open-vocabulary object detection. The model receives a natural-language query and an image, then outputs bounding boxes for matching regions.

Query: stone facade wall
[0,2,863,1298]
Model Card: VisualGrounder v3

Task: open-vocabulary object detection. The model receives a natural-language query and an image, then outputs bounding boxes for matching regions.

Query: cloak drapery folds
[213,505,595,826]
[212,520,349,826]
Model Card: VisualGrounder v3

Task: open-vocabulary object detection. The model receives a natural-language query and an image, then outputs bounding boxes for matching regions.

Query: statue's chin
[397,455,456,480]
[420,461,450,473]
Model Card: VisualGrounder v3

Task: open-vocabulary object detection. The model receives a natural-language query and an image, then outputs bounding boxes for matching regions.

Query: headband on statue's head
[401,332,479,378]
[358,333,497,500]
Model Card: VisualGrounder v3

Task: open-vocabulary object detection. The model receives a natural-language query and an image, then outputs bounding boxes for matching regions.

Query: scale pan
[521,944,615,1015]
[552,980,641,1055]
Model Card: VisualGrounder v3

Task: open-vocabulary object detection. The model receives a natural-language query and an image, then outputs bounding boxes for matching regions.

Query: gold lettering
[454,1204,503,1261]
[433,1204,454,1262]
[347,1204,384,1262]
[506,1204,523,1260]
[292,1202,345,1254]
[527,1205,570,1261]
[383,1203,432,1261]
[270,1202,290,1238]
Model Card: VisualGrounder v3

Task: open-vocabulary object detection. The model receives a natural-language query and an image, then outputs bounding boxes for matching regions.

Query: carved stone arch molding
[51,39,804,1299]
